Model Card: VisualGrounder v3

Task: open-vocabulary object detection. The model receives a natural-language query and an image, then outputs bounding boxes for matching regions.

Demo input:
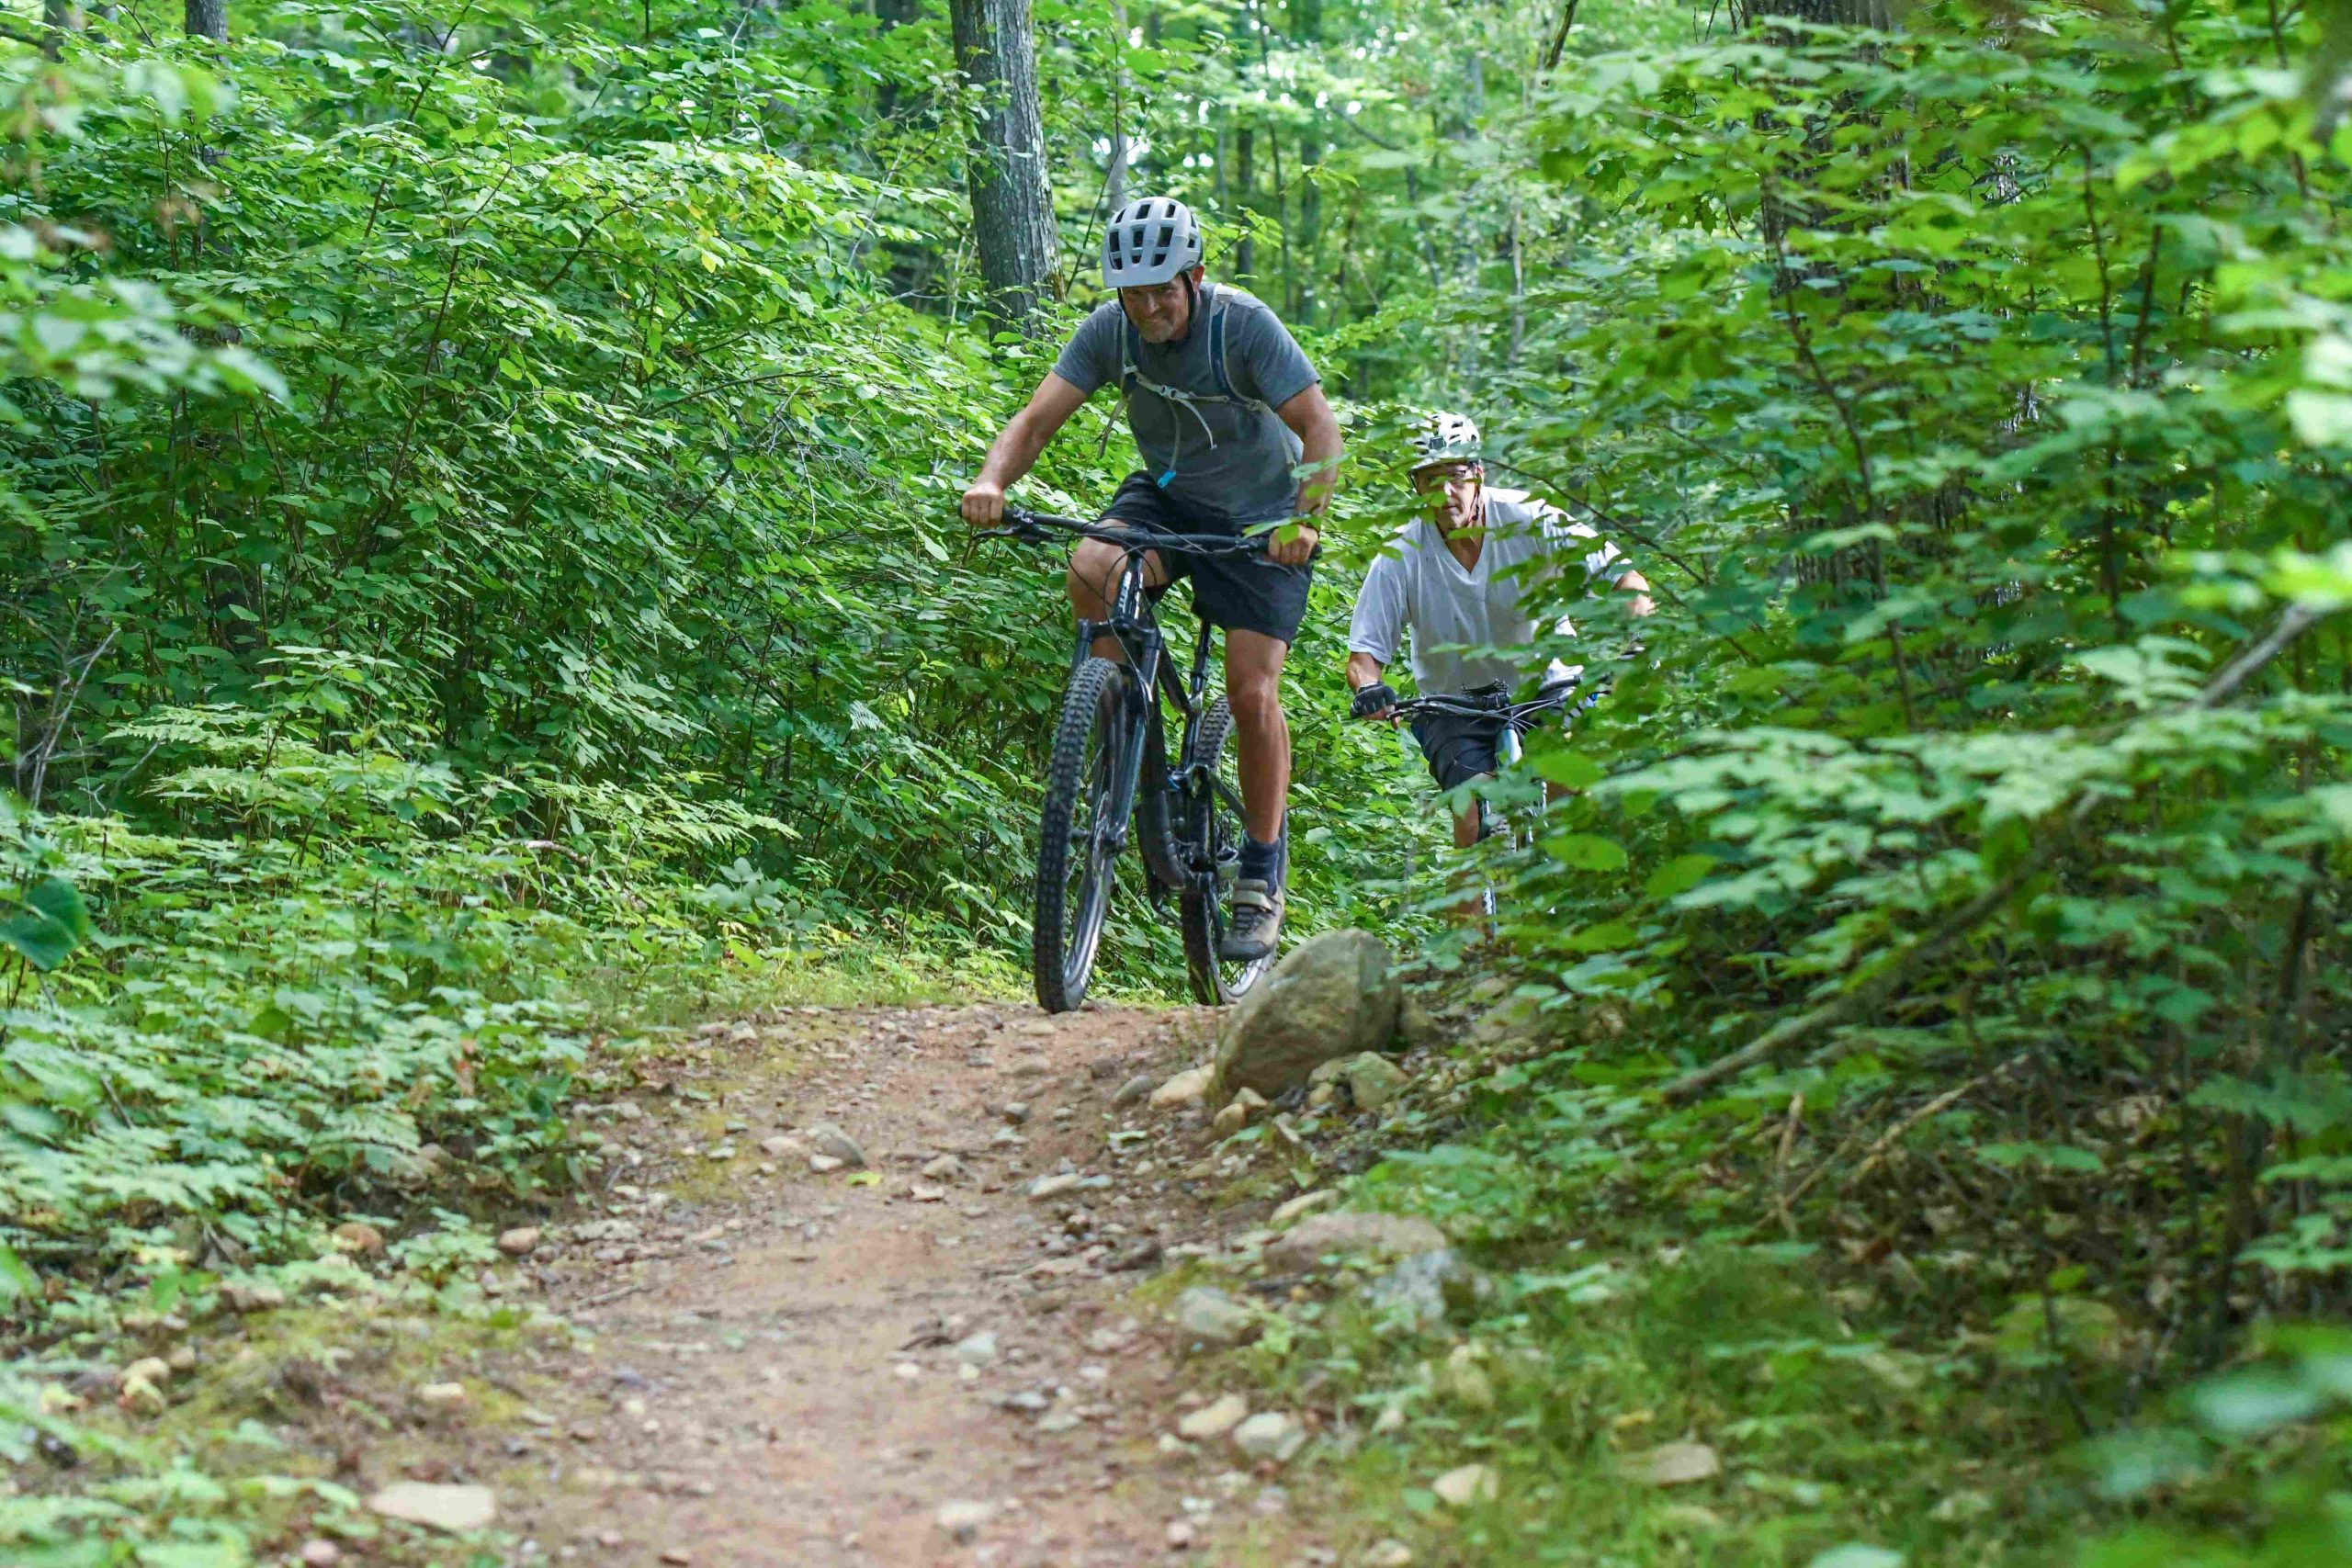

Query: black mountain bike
[977,507,1278,1013]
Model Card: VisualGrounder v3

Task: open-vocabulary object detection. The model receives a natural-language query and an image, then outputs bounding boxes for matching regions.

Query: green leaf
[1532,750,1603,789]
[1539,833,1626,872]
[1643,853,1715,899]
[1810,1550,1903,1568]
[2189,1371,2323,1438]
[0,1245,36,1303]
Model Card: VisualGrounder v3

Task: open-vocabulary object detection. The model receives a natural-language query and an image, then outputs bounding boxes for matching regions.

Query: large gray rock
[1213,931,1400,1100]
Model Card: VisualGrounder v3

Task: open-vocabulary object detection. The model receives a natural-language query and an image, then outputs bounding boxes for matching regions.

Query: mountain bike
[976,507,1279,1013]
[1378,682,1599,921]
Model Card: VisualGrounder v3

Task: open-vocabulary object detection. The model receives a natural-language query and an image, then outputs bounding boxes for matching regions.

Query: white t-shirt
[1346,491,1626,696]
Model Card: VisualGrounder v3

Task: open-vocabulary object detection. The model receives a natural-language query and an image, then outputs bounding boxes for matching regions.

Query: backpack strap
[1208,301,1238,402]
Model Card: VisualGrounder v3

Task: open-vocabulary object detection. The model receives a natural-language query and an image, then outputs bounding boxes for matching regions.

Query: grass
[1206,1243,2079,1566]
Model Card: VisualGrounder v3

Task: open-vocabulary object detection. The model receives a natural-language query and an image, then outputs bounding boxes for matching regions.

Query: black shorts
[1095,471,1315,644]
[1410,682,1510,791]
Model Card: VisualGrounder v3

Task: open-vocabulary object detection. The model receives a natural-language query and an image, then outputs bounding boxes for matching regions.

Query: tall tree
[948,0,1058,329]
[185,0,225,39]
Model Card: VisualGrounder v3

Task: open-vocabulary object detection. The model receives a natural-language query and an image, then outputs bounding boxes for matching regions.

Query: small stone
[1432,1463,1498,1507]
[808,1123,867,1168]
[1269,1190,1337,1226]
[999,1101,1032,1124]
[1165,1518,1197,1549]
[164,1345,198,1374]
[120,1376,166,1416]
[934,1499,997,1542]
[1658,1502,1727,1532]
[1176,1393,1250,1440]
[332,1222,385,1256]
[761,1134,804,1158]
[1148,1066,1213,1110]
[1170,1286,1258,1349]
[1637,1441,1722,1487]
[1365,1543,1415,1568]
[951,1332,1000,1367]
[1210,1088,1269,1138]
[220,1282,288,1313]
[611,1100,646,1122]
[417,1382,469,1408]
[495,1226,540,1258]
[1931,1490,1993,1522]
[300,1541,343,1567]
[124,1357,171,1389]
[1028,1173,1085,1201]
[1230,1411,1306,1464]
[808,1154,845,1174]
[921,1155,967,1182]
[910,1183,947,1202]
[1342,1052,1409,1111]
[659,1551,693,1566]
[1114,1073,1158,1106]
[366,1481,498,1533]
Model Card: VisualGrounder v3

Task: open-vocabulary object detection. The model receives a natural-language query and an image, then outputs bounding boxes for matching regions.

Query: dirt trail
[500,998,1315,1568]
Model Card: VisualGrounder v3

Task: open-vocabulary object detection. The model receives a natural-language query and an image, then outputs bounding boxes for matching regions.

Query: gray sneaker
[1219,878,1284,962]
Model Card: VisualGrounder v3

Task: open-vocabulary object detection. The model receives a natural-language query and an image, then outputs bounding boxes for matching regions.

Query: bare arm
[1346,651,1386,691]
[1270,383,1342,566]
[960,372,1091,526]
[1617,568,1656,619]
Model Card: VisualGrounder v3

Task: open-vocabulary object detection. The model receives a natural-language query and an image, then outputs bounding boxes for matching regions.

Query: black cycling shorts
[1093,470,1315,645]
[1409,682,1510,791]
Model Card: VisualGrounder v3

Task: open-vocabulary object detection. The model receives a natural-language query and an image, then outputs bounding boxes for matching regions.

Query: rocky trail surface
[478,998,1344,1568]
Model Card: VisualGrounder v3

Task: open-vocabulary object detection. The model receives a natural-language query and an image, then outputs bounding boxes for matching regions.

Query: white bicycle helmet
[1408,410,1483,468]
[1102,197,1204,287]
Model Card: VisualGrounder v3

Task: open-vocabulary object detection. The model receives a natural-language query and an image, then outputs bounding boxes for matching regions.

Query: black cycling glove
[1350,682,1398,720]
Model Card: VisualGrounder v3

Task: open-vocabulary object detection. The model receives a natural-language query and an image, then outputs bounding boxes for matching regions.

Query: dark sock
[1239,832,1283,885]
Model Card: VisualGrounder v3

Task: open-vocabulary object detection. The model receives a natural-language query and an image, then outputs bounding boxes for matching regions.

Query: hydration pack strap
[1109,289,1272,488]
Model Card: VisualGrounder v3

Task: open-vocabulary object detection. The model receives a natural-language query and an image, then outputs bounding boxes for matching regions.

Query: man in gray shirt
[1347,412,1652,850]
[962,197,1342,961]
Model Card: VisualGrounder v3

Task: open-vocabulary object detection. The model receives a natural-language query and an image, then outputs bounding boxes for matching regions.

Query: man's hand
[1268,519,1318,567]
[1350,681,1398,722]
[961,480,1006,528]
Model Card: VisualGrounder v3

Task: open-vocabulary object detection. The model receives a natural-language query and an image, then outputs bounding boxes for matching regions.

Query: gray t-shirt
[1347,491,1627,696]
[1051,284,1319,525]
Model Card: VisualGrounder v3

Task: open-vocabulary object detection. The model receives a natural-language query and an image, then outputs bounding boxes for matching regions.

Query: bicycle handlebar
[1381,682,1599,730]
[972,505,1279,559]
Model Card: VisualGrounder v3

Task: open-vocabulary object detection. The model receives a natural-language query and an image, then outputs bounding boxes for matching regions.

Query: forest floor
[459,997,1323,1568]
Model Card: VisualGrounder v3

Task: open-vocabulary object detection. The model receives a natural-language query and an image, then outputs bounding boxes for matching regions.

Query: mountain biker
[961,196,1343,963]
[1344,411,1653,850]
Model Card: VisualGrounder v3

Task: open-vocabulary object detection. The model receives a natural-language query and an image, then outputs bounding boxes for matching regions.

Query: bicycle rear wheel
[1035,657,1129,1013]
[1179,696,1276,1005]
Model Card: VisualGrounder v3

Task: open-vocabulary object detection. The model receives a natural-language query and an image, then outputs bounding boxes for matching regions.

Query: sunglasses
[1411,462,1480,494]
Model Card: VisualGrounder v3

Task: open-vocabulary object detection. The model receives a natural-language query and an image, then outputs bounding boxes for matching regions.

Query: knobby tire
[1179,696,1275,1006]
[1034,657,1128,1013]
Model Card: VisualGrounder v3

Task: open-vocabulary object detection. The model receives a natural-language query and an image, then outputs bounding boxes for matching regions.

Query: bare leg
[1223,628,1291,846]
[1065,540,1167,661]
[1451,784,1490,922]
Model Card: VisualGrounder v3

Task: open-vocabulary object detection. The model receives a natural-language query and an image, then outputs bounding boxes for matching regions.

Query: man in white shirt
[1345,412,1653,849]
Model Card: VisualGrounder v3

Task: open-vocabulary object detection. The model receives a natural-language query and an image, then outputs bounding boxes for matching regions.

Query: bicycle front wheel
[1179,696,1277,1006]
[1035,656,1130,1012]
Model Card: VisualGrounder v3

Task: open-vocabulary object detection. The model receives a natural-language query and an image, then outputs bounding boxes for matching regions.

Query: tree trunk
[42,0,83,59]
[1233,127,1256,283]
[948,0,1059,331]
[1104,0,1131,214]
[875,0,924,120]
[185,0,225,39]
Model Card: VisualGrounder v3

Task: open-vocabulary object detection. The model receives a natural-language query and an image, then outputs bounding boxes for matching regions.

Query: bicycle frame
[1070,544,1221,896]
